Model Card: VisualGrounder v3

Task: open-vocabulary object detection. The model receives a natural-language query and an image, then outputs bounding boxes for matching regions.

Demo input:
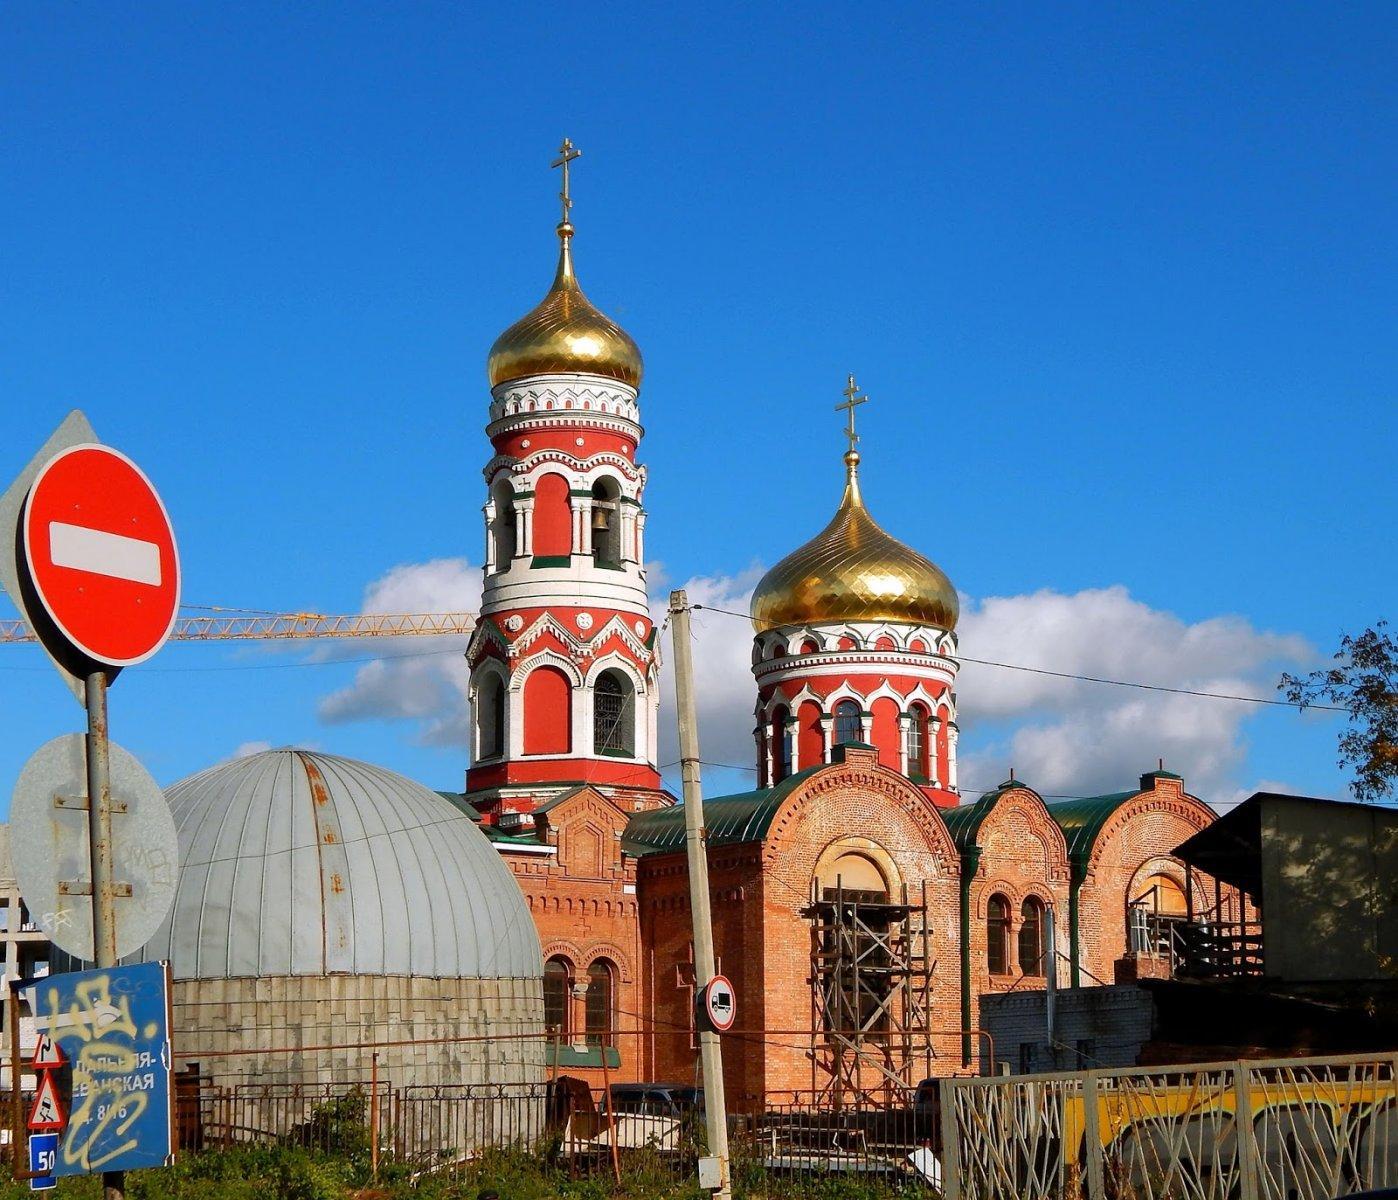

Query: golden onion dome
[751,451,959,633]
[486,222,643,390]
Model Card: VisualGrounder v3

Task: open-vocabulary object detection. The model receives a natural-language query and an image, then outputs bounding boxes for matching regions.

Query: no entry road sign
[22,444,180,668]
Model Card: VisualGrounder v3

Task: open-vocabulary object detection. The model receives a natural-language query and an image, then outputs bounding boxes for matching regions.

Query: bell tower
[464,140,664,819]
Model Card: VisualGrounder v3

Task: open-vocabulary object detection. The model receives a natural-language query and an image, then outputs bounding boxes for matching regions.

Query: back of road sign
[0,411,98,704]
[9,735,178,961]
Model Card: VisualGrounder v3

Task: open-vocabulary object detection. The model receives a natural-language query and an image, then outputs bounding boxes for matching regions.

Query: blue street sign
[28,1133,58,1190]
[26,962,174,1176]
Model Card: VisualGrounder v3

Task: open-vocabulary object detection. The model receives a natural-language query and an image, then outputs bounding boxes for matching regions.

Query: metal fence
[166,1050,1398,1197]
[939,1052,1398,1200]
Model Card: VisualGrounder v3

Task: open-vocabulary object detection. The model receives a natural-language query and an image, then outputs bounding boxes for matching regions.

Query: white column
[579,499,595,556]
[818,715,834,763]
[635,511,647,564]
[897,714,912,776]
[570,498,584,555]
[516,499,535,557]
[947,722,960,791]
[754,726,768,786]
[930,717,944,787]
[483,502,497,574]
[860,712,874,746]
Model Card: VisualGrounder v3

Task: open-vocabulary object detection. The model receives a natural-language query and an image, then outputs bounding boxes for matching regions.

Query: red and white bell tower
[464,141,665,820]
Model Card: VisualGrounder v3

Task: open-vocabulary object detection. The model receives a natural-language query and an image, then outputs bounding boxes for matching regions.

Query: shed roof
[622,767,821,857]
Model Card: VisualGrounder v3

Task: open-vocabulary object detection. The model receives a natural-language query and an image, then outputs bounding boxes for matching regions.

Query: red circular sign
[703,975,736,1032]
[22,444,180,667]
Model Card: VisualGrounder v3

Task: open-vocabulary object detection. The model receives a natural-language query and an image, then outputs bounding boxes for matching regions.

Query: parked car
[604,1082,703,1118]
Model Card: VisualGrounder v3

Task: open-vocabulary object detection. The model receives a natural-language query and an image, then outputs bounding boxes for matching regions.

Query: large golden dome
[750,451,959,633]
[487,226,643,390]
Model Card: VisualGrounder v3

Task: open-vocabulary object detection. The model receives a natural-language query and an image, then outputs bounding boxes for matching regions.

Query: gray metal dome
[137,749,541,981]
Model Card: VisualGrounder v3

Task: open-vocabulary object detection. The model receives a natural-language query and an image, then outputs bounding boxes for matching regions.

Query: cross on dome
[551,137,581,232]
[836,373,869,454]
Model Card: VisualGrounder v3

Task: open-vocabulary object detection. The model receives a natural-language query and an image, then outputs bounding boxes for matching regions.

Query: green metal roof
[1045,791,1137,866]
[622,767,822,858]
[942,780,1019,854]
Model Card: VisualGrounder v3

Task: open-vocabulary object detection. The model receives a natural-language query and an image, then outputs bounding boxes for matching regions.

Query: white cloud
[316,558,479,746]
[649,563,767,770]
[315,563,1311,808]
[230,740,272,760]
[955,586,1311,801]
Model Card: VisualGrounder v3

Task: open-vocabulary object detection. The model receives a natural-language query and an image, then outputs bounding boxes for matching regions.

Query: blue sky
[3,2,1394,810]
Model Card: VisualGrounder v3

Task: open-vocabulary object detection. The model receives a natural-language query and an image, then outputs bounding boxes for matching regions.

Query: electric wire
[682,602,1344,713]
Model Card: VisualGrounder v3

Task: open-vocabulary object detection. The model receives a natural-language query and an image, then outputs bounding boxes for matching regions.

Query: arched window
[523,666,572,755]
[533,472,572,558]
[590,478,622,567]
[987,894,1011,976]
[544,957,572,1036]
[772,706,792,781]
[490,480,516,571]
[907,705,931,779]
[1129,873,1189,954]
[585,959,615,1047]
[834,699,862,746]
[1019,897,1046,976]
[476,672,506,760]
[799,638,819,655]
[593,670,635,756]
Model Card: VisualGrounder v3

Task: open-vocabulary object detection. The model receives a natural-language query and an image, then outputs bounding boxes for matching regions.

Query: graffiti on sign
[26,961,174,1176]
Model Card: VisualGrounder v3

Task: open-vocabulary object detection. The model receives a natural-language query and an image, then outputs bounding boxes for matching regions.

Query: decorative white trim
[511,648,585,689]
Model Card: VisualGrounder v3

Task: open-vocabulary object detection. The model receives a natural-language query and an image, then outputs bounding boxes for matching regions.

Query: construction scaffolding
[804,878,936,1108]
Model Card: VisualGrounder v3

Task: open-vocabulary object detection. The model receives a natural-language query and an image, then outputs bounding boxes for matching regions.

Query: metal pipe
[369,1052,379,1182]
[85,670,124,1200]
[958,848,981,1067]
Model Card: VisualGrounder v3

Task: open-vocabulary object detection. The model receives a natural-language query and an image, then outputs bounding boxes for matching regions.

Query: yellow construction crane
[0,610,476,644]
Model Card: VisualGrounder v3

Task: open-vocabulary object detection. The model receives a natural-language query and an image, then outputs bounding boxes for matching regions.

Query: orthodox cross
[551,137,582,226]
[836,373,868,452]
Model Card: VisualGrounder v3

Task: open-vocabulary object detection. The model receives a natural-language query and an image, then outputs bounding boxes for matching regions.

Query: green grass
[0,1144,936,1200]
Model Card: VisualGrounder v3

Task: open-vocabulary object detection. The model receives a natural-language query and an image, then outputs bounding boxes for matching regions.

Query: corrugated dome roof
[135,750,541,981]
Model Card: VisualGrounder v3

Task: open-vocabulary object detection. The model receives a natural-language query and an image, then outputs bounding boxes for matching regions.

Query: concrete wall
[980,985,1155,1074]
[173,973,546,1089]
[1262,799,1398,983]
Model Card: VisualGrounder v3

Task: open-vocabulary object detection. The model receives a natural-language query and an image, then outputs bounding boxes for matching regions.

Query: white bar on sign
[48,522,162,586]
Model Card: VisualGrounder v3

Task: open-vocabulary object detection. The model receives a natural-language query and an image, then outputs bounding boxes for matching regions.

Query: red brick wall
[500,787,647,1088]
[512,764,1239,1102]
[964,788,1072,1018]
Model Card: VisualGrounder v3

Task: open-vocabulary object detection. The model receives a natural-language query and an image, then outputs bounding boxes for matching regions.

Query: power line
[686,603,1344,712]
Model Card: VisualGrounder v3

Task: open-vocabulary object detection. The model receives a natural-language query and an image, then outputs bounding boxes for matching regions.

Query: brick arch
[541,940,584,969]
[975,789,1071,884]
[1126,855,1206,914]
[975,879,1026,918]
[1077,789,1218,976]
[579,940,635,984]
[762,754,960,873]
[1085,790,1216,880]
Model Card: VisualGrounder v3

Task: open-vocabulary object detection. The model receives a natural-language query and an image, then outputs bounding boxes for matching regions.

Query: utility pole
[669,590,732,1200]
[1045,904,1058,1070]
[85,671,124,1200]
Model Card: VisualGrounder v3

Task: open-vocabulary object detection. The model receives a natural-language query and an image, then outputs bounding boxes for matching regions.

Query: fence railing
[939,1051,1398,1200]
[168,1049,1398,1198]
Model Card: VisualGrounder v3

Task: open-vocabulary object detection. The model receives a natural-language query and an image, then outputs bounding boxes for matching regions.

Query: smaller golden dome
[751,451,959,633]
[487,225,643,390]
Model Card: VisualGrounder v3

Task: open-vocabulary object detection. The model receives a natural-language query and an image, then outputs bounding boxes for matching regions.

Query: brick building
[450,146,1241,1102]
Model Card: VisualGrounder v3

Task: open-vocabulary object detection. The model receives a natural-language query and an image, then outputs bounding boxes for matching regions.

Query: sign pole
[84,669,124,1200]
[668,590,731,1200]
